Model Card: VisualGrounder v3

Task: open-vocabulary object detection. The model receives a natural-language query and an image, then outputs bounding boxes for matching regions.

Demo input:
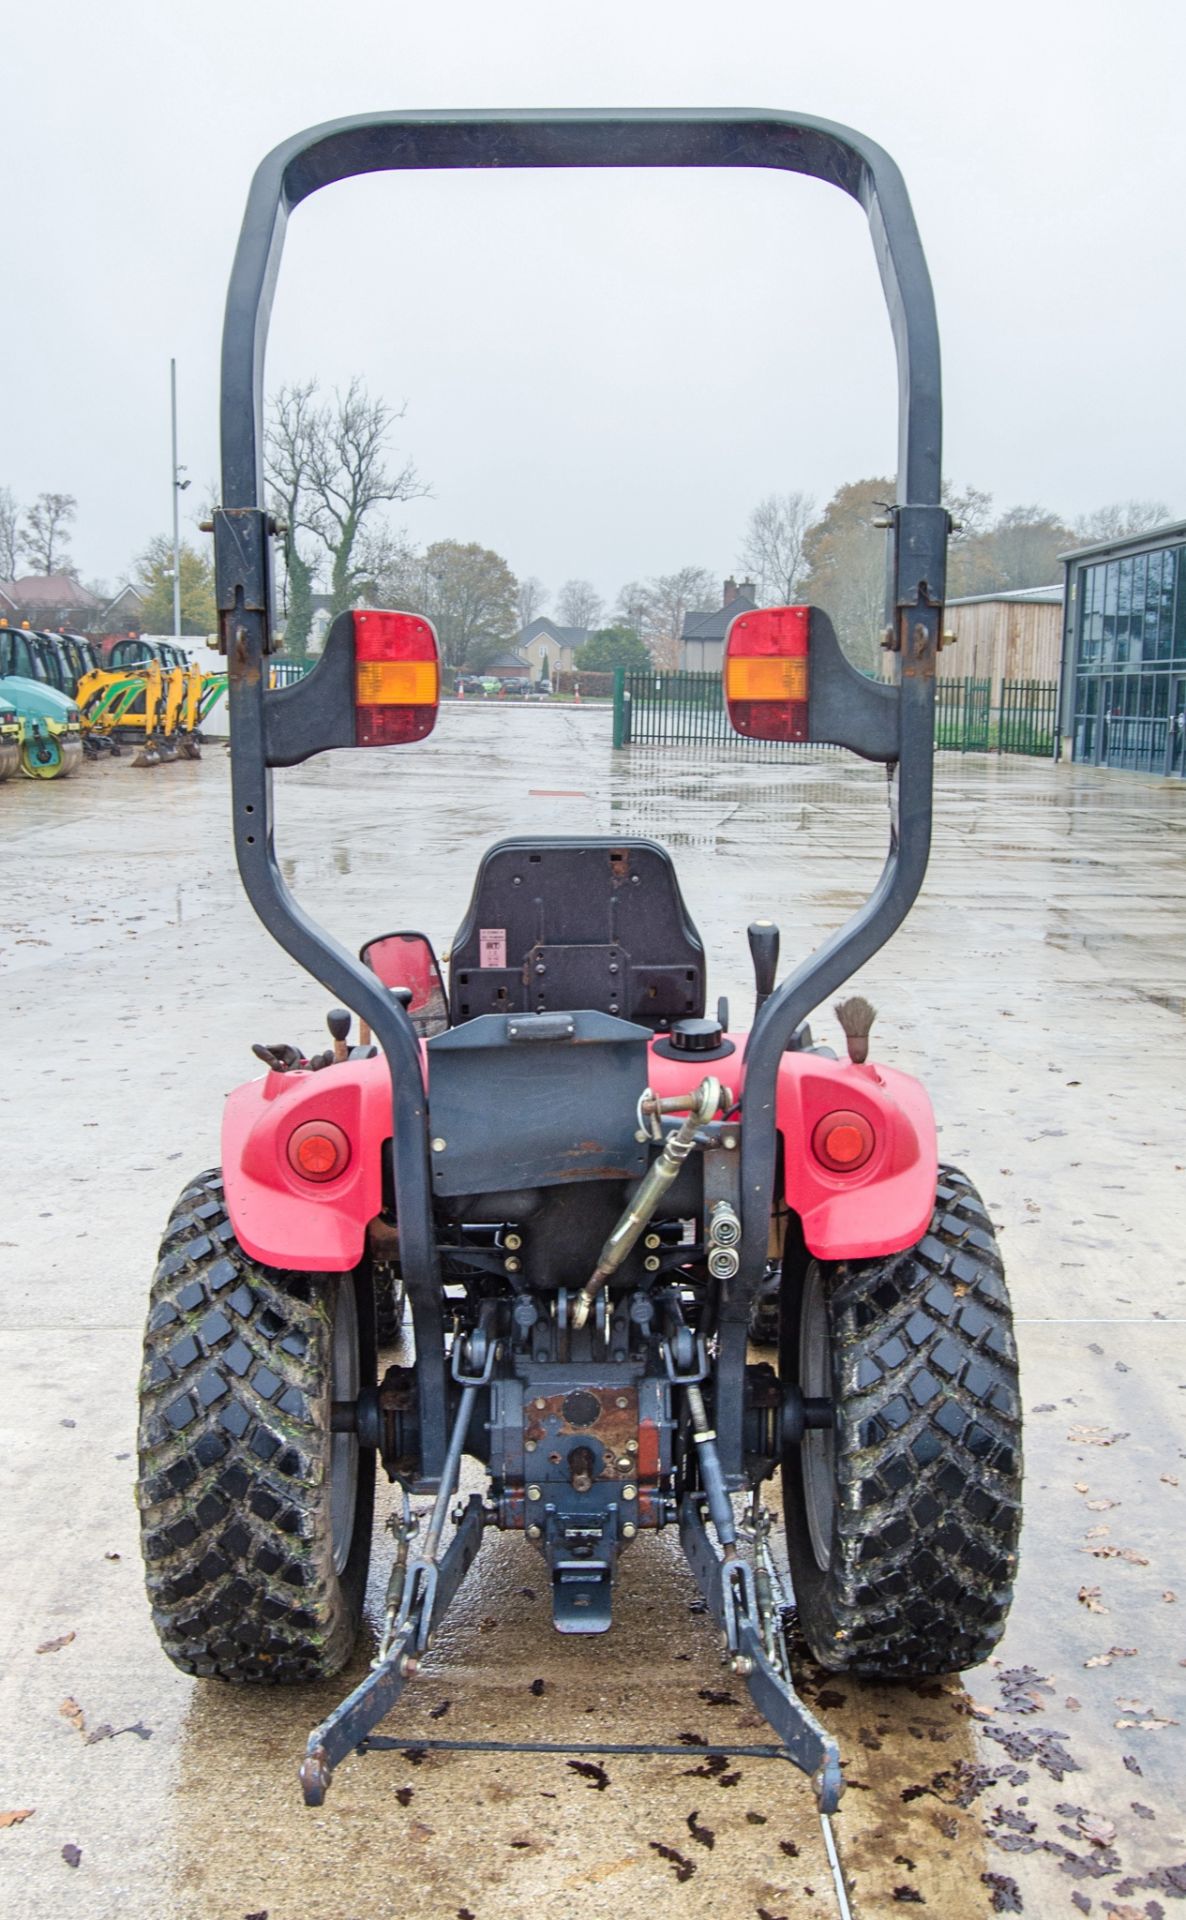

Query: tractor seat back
[449,837,705,1032]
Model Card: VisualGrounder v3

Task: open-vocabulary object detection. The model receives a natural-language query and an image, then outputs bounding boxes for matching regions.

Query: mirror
[360,931,449,1037]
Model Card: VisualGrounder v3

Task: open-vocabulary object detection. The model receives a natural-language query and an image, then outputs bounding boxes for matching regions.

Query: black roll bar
[216,110,949,1484]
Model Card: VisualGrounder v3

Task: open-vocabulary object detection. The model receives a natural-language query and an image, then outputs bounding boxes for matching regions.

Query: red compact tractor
[137,111,1022,1812]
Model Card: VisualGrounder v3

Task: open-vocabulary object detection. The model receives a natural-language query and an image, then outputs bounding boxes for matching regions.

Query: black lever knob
[747,920,780,1014]
[327,1008,351,1063]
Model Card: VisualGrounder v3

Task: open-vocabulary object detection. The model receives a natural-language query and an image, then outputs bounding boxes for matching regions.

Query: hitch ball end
[299,1744,332,1807]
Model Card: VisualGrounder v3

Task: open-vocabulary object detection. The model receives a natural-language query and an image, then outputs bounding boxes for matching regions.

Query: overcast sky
[3,0,1183,606]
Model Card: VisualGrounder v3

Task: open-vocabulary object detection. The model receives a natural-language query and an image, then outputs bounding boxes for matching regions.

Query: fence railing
[999,679,1058,756]
[614,668,1059,757]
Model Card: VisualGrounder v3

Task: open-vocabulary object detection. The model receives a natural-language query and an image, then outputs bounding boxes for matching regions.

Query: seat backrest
[449,836,705,1031]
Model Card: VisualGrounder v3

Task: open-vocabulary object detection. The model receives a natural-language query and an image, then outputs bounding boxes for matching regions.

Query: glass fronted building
[1060,521,1186,776]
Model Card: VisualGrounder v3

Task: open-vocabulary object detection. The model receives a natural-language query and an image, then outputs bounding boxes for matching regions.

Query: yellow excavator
[75,656,227,765]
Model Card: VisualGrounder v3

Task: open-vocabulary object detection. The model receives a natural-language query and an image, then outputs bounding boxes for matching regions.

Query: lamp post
[170,358,190,640]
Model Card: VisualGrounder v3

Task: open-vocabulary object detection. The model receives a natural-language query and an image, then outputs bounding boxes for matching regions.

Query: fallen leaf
[686,1809,714,1850]
[1068,1426,1128,1447]
[1065,1696,1082,1711]
[407,1820,435,1842]
[85,1725,115,1746]
[649,1841,695,1884]
[1161,1474,1179,1487]
[1078,1586,1108,1613]
[1084,1647,1138,1667]
[1074,1482,1090,1493]
[1115,1716,1177,1731]
[58,1697,85,1735]
[0,1810,34,1828]
[36,1632,76,1655]
[1131,1802,1156,1820]
[1085,1499,1118,1512]
[980,1874,1023,1914]
[1162,1591,1177,1604]
[1077,1811,1116,1847]
[567,1761,609,1791]
[1122,1754,1142,1775]
[61,1844,82,1868]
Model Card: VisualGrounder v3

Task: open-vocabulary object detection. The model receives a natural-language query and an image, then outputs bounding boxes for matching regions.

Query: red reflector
[287,1120,351,1183]
[812,1109,875,1172]
[352,610,440,747]
[356,703,437,746]
[724,605,810,741]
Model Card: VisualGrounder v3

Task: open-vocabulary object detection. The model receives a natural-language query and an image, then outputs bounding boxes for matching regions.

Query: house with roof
[679,577,758,671]
[0,572,105,630]
[516,617,589,684]
[0,573,146,637]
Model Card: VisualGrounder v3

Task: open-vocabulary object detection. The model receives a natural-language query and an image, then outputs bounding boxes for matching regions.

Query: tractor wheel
[780,1165,1022,1677]
[137,1168,375,1682]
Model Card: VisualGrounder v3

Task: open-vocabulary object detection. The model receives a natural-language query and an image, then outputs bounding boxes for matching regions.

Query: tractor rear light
[812,1109,874,1172]
[353,610,439,747]
[287,1120,351,1182]
[724,605,810,741]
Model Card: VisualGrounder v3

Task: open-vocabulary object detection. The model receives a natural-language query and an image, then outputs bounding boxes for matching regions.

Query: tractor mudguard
[646,1038,937,1261]
[221,1057,397,1270]
[225,1034,935,1272]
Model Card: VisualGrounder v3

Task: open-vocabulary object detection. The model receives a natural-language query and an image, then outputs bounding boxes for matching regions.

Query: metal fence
[934,677,991,752]
[999,678,1058,756]
[614,667,1059,757]
[613,669,833,752]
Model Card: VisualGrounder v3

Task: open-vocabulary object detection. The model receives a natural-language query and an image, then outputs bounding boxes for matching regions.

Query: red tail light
[354,610,440,746]
[724,605,809,741]
[287,1120,351,1182]
[812,1109,874,1172]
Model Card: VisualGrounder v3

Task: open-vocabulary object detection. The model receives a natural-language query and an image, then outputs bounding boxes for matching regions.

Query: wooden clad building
[939,585,1063,694]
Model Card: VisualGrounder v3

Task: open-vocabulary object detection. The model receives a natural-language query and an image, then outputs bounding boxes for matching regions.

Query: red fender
[646,1036,937,1261]
[221,1055,399,1270]
[221,1031,936,1273]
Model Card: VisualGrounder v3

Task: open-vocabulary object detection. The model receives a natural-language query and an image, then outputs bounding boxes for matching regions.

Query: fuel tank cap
[651,1017,736,1062]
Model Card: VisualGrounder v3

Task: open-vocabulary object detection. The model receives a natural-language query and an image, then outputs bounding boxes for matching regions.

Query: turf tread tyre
[137,1169,374,1683]
[782,1165,1022,1677]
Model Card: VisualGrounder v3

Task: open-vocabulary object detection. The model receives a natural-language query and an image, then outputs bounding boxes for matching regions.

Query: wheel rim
[330,1279,359,1575]
[22,736,63,778]
[800,1265,836,1572]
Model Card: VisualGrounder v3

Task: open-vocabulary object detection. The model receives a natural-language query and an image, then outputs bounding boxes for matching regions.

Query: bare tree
[556,578,603,630]
[265,380,323,655]
[0,487,20,579]
[22,492,77,574]
[308,378,427,618]
[636,565,717,669]
[738,490,816,604]
[1073,499,1173,544]
[516,575,548,632]
[799,479,894,674]
[614,579,651,639]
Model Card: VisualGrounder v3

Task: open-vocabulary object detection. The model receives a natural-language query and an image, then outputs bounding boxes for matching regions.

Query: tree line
[4,374,1172,665]
[740,484,1172,674]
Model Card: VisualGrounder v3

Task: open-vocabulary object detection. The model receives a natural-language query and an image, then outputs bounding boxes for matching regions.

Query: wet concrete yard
[2,704,1185,1919]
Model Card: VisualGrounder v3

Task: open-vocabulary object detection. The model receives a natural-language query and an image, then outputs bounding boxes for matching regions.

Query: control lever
[327,1008,351,1063]
[747,920,780,1016]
